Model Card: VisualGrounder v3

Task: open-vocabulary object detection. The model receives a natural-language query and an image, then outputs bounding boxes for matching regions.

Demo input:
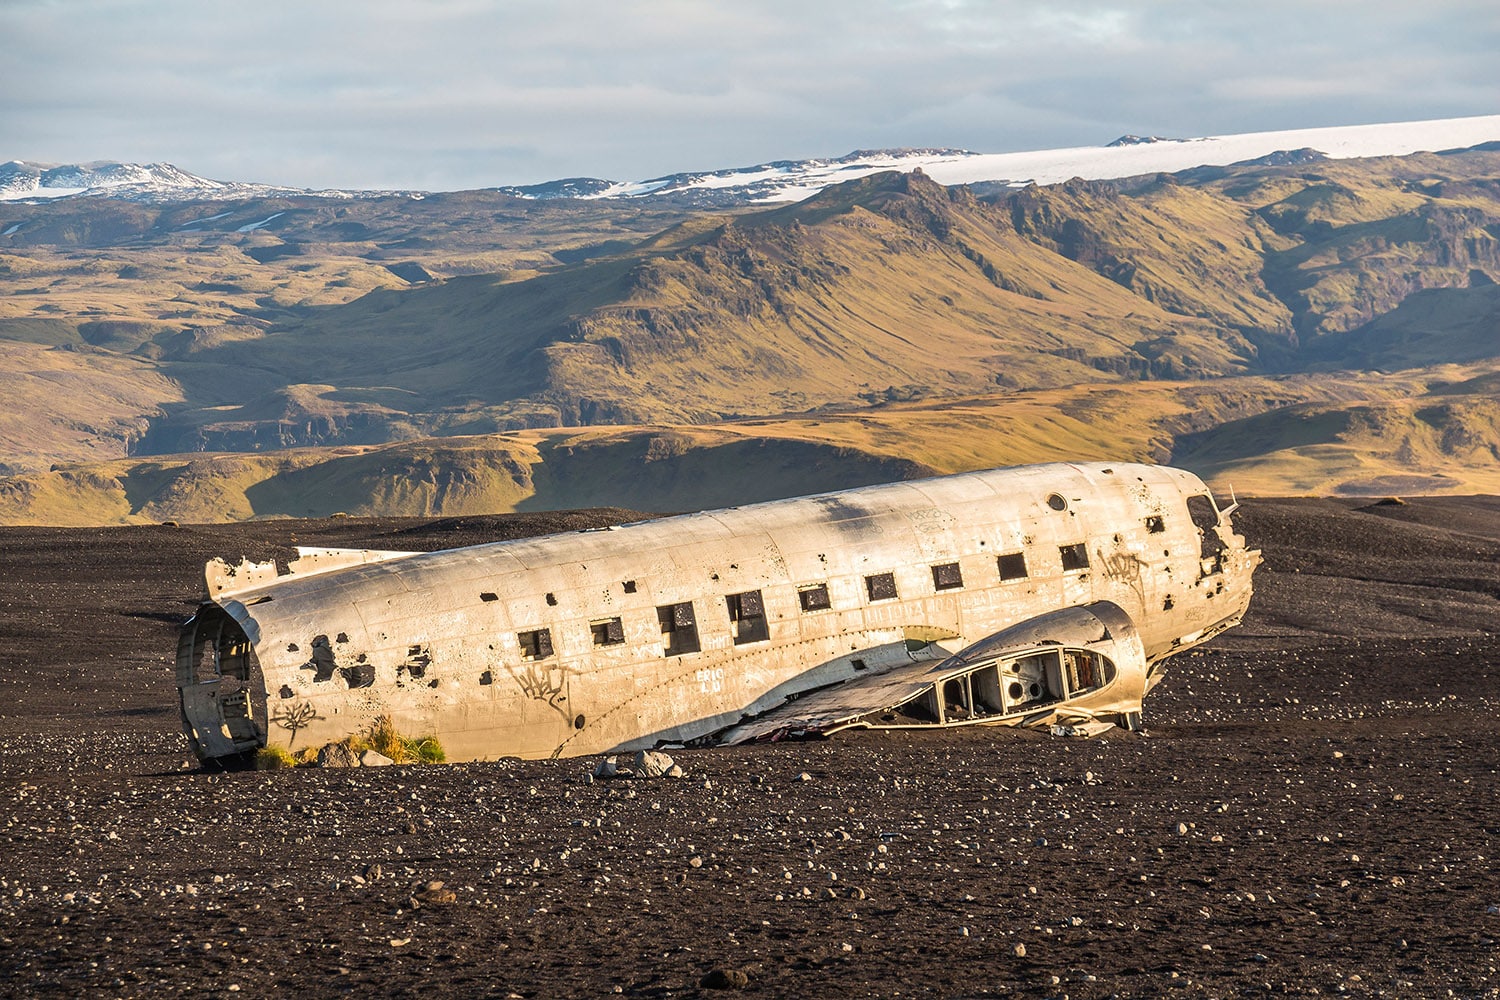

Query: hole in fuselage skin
[574,714,586,730]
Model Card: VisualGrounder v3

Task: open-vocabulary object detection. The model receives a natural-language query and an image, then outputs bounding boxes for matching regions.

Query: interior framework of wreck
[176,605,265,761]
[864,647,1116,728]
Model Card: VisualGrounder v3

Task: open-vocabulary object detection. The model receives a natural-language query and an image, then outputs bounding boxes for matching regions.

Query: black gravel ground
[0,497,1497,999]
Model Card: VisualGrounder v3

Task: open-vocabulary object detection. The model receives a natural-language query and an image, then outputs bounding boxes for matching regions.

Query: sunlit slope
[0,439,544,526]
[7,365,1497,525]
[1001,175,1294,351]
[0,341,184,474]
[1173,377,1500,496]
[3,148,1499,499]
[172,171,1293,428]
[1210,150,1500,348]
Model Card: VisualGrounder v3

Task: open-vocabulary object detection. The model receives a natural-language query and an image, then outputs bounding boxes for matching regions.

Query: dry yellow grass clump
[254,715,446,769]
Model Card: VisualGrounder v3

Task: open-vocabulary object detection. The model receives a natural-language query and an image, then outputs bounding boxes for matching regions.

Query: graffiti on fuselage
[508,660,570,719]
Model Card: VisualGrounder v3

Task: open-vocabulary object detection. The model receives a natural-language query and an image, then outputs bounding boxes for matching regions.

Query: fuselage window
[1059,543,1090,571]
[1186,494,1227,565]
[798,583,832,612]
[1186,494,1219,532]
[1145,515,1165,533]
[658,602,700,656]
[591,617,625,646]
[865,572,898,602]
[997,552,1028,580]
[518,628,553,660]
[1064,650,1105,693]
[727,590,770,645]
[931,562,964,591]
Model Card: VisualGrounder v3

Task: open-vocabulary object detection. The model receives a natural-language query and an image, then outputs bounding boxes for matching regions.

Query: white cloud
[1027,7,1135,45]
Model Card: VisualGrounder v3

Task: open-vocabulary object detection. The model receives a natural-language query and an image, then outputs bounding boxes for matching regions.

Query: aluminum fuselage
[177,462,1258,762]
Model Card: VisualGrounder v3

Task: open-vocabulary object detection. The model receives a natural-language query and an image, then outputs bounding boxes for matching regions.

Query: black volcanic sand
[0,498,1497,998]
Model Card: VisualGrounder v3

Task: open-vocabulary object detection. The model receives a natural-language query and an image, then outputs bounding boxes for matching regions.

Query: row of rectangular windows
[510,542,1097,661]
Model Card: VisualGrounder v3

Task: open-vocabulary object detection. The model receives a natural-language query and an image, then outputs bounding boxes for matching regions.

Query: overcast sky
[4,0,1496,191]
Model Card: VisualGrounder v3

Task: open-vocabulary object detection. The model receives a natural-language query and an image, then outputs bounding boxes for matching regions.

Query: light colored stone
[316,743,358,768]
[633,750,675,779]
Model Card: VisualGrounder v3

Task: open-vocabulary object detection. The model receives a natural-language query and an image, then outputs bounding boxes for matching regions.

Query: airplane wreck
[176,462,1259,764]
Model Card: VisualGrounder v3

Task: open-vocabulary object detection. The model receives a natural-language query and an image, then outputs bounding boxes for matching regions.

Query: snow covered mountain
[7,114,1500,207]
[492,147,977,206]
[0,159,409,203]
[532,115,1500,206]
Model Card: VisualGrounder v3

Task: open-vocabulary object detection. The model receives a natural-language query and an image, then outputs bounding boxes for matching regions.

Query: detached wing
[718,601,1149,743]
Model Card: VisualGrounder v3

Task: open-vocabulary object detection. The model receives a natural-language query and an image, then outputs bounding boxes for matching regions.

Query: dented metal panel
[175,461,1260,764]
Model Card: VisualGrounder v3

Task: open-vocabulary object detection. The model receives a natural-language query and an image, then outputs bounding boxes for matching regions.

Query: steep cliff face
[1264,201,1500,342]
[132,409,403,455]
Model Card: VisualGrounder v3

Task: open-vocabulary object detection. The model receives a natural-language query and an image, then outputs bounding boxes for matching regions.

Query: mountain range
[2,115,1500,524]
[8,113,1499,207]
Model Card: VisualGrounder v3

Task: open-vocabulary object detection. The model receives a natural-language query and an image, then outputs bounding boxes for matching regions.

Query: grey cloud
[1,0,1494,190]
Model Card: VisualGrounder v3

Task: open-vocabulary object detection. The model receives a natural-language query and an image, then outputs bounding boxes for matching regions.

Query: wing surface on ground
[719,601,1149,744]
[719,657,950,742]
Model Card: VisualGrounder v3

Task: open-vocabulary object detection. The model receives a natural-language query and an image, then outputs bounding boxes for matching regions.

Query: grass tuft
[358,714,446,764]
[254,745,298,770]
[409,737,447,764]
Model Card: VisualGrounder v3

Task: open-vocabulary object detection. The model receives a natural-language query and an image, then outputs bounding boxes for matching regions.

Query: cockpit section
[177,603,266,762]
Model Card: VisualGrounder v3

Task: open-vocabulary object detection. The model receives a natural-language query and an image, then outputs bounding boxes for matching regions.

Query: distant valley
[3,121,1499,524]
